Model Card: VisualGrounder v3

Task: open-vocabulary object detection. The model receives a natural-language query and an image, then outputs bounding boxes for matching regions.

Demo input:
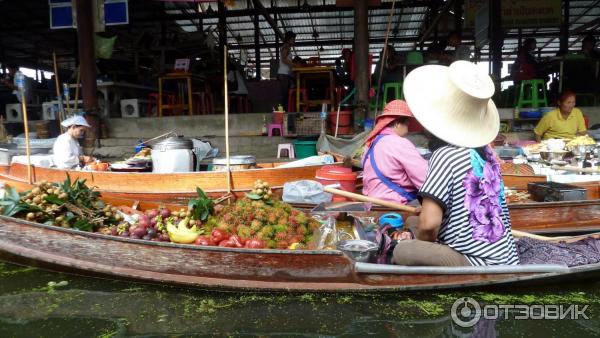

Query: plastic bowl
[519,110,542,119]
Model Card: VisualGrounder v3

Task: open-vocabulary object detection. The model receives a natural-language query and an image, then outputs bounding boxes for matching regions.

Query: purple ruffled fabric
[517,237,600,266]
[463,147,505,244]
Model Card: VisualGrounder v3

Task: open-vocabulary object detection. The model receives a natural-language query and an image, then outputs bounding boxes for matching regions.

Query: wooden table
[158,72,205,116]
[293,66,336,112]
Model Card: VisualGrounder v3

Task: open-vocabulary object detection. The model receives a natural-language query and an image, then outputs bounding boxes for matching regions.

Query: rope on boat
[223,45,232,196]
[373,0,397,117]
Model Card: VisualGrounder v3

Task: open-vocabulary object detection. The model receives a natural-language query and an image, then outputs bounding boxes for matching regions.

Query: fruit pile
[199,198,321,249]
[106,207,202,242]
[246,179,272,201]
[0,178,121,231]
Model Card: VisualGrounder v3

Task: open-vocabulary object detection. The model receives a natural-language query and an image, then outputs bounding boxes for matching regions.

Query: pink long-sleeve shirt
[362,127,428,204]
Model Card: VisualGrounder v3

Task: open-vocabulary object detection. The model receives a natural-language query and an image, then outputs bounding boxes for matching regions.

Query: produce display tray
[527,182,587,202]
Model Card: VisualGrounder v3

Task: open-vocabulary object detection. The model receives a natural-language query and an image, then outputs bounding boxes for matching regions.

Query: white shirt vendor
[52,115,94,169]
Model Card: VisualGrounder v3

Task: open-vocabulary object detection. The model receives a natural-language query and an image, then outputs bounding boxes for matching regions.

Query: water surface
[0,262,598,337]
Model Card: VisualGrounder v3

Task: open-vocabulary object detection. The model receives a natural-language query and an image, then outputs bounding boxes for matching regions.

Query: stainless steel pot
[337,239,379,263]
[154,136,193,151]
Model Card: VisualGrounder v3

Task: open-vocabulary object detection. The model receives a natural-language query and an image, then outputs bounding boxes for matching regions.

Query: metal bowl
[568,144,597,157]
[337,239,379,263]
[539,150,569,162]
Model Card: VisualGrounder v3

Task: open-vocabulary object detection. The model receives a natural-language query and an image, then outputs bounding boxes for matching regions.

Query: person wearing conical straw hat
[389,61,520,267]
[53,115,95,169]
[362,100,428,205]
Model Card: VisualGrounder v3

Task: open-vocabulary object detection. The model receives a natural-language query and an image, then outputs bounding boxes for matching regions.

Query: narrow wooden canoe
[0,214,599,292]
[0,162,328,201]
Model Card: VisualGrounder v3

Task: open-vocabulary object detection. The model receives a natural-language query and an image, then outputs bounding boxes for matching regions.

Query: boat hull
[1,216,599,292]
[0,162,325,200]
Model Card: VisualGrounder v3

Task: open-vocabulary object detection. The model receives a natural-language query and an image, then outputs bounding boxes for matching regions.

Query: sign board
[49,0,128,29]
[465,0,561,29]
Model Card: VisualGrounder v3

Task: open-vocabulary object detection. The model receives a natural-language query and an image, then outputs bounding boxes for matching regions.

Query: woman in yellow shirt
[534,90,587,141]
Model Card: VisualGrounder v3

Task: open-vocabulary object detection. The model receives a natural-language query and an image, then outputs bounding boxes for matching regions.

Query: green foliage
[0,186,40,217]
[60,173,100,208]
[188,187,214,222]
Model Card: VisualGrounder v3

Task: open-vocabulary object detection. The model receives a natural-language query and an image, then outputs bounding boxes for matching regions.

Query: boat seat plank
[354,262,570,274]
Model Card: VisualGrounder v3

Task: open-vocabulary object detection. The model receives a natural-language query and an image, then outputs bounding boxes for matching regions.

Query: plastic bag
[282,180,332,204]
[95,35,117,59]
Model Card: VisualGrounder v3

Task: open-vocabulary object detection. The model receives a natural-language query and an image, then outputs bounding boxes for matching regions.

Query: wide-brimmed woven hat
[403,60,499,148]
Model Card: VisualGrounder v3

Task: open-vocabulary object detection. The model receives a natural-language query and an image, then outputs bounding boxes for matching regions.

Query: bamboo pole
[52,52,65,133]
[16,75,32,184]
[373,0,397,117]
[223,46,232,195]
[74,68,81,111]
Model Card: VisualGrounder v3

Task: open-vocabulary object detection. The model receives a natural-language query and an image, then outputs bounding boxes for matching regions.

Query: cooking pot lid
[155,136,193,150]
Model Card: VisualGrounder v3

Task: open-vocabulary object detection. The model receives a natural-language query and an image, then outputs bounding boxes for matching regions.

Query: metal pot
[211,155,256,171]
[154,136,193,151]
[539,150,569,162]
[568,144,597,157]
[337,239,379,263]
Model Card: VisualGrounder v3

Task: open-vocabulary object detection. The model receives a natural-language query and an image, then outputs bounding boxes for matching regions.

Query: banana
[167,219,200,244]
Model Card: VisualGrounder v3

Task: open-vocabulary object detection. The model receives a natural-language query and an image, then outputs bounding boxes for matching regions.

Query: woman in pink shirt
[362,100,428,205]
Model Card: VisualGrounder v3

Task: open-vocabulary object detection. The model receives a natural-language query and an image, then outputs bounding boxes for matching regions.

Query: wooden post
[75,0,98,111]
[354,0,369,121]
[75,0,99,147]
[560,0,570,52]
[223,46,232,195]
[254,9,261,80]
[454,0,463,35]
[218,0,227,68]
[489,0,503,81]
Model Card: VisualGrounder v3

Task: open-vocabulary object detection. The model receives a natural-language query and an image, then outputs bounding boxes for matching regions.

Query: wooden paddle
[323,186,579,242]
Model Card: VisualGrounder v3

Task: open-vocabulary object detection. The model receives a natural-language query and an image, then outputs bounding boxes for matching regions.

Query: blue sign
[49,0,128,29]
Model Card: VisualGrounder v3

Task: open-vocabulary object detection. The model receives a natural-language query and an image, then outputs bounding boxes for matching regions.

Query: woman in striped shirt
[391,61,520,266]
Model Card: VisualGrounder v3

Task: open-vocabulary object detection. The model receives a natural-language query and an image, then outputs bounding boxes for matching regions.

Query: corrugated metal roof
[0,0,597,74]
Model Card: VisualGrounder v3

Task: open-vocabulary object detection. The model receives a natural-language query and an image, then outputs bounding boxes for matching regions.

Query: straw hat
[365,100,413,147]
[403,60,499,148]
[61,115,91,128]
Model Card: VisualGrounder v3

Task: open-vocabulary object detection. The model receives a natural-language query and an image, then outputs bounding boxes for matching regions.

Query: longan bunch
[251,180,272,201]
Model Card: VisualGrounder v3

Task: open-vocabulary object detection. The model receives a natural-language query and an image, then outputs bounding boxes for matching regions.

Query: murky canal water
[0,262,598,337]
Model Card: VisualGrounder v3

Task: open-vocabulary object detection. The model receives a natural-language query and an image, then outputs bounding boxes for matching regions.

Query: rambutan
[295,225,308,236]
[217,222,232,232]
[256,232,269,241]
[289,235,303,244]
[276,240,289,249]
[275,231,287,241]
[250,220,263,232]
[273,224,287,234]
[266,213,276,223]
[237,225,252,240]
[260,225,274,237]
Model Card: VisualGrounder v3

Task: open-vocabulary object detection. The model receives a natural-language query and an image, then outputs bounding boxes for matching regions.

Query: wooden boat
[0,161,328,202]
[0,206,599,292]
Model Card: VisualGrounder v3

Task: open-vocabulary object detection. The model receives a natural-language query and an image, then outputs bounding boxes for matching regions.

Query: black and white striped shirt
[419,146,520,266]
